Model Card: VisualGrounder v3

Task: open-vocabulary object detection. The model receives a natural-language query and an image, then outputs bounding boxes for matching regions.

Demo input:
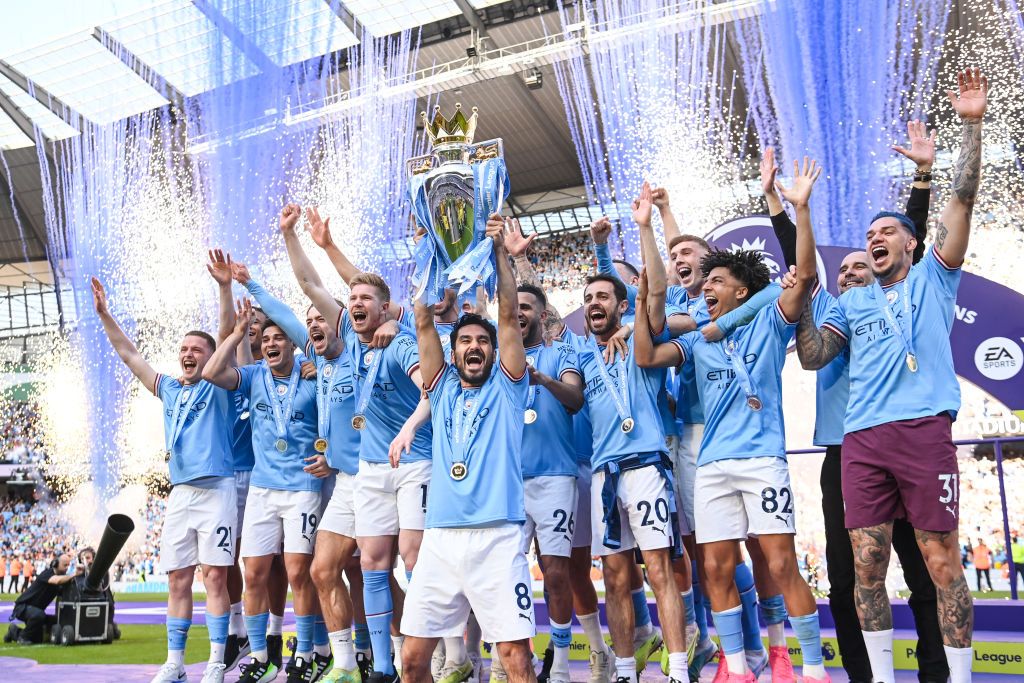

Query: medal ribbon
[452,387,485,468]
[166,381,203,452]
[590,338,631,425]
[317,359,345,440]
[525,347,540,410]
[353,344,385,423]
[873,279,915,366]
[722,338,759,403]
[262,362,301,444]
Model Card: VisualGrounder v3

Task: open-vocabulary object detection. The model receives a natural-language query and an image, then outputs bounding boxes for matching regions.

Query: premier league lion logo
[704,215,828,286]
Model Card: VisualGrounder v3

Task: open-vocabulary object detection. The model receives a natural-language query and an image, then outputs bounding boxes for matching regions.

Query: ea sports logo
[704,215,827,286]
[974,337,1023,381]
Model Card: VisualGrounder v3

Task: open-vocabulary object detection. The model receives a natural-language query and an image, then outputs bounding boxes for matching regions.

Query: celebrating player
[203,298,322,683]
[92,277,237,683]
[794,68,989,683]
[399,213,535,683]
[635,156,830,682]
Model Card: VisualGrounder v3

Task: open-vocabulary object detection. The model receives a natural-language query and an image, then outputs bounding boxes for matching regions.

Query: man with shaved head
[796,69,989,683]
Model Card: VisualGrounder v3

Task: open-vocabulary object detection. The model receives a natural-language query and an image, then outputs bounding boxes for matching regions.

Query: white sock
[268,613,283,636]
[944,645,973,683]
[331,629,357,669]
[634,620,653,640]
[297,649,313,662]
[549,620,571,679]
[725,650,746,674]
[445,636,467,666]
[229,602,246,638]
[766,622,786,648]
[578,611,606,653]
[314,642,331,657]
[862,629,895,683]
[392,634,405,671]
[251,648,268,663]
[667,652,688,681]
[614,656,636,683]
[803,661,827,679]
[467,612,482,658]
[210,640,226,663]
[167,649,185,667]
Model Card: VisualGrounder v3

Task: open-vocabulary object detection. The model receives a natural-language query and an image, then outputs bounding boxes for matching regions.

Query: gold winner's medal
[351,415,366,431]
[314,438,328,454]
[620,418,635,433]
[524,409,537,424]
[906,353,918,373]
[450,462,468,480]
[746,396,763,412]
[275,438,288,453]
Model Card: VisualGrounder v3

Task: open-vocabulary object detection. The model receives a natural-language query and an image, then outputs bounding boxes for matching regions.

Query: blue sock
[354,623,371,650]
[314,616,330,648]
[631,588,652,629]
[681,589,696,625]
[702,594,714,637]
[691,561,709,642]
[711,606,744,655]
[206,612,229,645]
[295,614,315,656]
[759,593,788,626]
[734,563,762,652]
[167,616,191,652]
[789,613,823,665]
[245,612,270,656]
[363,569,394,674]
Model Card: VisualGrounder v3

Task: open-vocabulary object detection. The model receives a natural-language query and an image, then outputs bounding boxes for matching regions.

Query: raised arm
[650,187,681,245]
[207,249,236,343]
[632,270,684,368]
[306,206,362,285]
[489,214,526,377]
[795,301,847,370]
[774,157,822,322]
[91,278,158,394]
[891,119,936,243]
[232,265,311,352]
[504,218,538,286]
[203,299,250,390]
[935,68,988,268]
[590,217,638,305]
[634,181,668,333]
[413,299,445,389]
[276,204,344,332]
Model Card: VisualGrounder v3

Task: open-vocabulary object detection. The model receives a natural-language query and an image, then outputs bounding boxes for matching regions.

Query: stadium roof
[0,0,990,270]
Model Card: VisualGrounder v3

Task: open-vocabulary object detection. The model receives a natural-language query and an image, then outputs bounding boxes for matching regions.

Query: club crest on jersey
[276,384,288,395]
[323,363,333,377]
[886,289,899,304]
[364,350,375,365]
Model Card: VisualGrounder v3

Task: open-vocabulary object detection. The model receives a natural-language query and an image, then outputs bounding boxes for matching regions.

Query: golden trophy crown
[421,103,478,147]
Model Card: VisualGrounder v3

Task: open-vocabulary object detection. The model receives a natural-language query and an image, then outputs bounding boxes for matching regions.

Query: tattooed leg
[916,529,973,648]
[849,523,894,631]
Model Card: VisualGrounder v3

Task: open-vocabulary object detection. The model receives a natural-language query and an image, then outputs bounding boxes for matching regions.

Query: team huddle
[94,69,988,683]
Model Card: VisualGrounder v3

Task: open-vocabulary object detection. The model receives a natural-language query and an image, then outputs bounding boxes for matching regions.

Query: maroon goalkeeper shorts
[841,414,959,532]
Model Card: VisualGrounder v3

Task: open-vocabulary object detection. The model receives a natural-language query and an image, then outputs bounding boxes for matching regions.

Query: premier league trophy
[408,103,510,304]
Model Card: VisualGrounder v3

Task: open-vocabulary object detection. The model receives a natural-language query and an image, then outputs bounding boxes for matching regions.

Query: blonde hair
[350,272,391,302]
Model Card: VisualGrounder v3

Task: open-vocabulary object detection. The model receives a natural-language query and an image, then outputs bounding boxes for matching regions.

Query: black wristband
[913,170,933,182]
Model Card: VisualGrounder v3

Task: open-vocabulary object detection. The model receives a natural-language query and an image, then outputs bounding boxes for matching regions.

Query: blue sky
[0,1,154,57]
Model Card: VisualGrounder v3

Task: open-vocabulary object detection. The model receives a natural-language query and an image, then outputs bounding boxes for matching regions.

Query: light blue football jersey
[235,363,321,491]
[246,280,359,474]
[338,311,432,463]
[808,286,849,447]
[155,376,235,485]
[577,335,669,470]
[671,300,796,466]
[521,341,581,478]
[231,391,255,472]
[823,246,961,434]
[424,361,529,528]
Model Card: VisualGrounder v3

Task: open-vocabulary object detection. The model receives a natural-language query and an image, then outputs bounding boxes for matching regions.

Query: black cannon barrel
[86,513,135,592]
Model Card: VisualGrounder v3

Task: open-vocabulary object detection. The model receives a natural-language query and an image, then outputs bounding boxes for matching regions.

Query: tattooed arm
[795,298,847,370]
[935,68,988,268]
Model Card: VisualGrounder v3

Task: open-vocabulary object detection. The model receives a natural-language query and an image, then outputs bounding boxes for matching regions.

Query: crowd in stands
[0,401,43,464]
[0,494,82,592]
